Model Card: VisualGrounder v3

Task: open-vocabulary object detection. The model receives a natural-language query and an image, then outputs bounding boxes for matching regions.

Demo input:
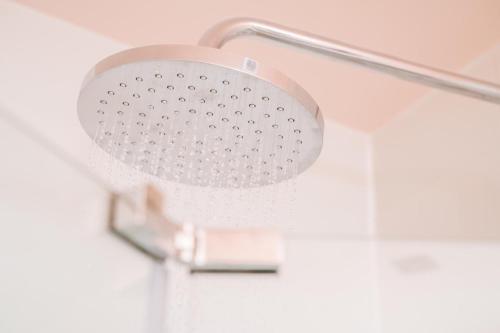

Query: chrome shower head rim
[82,45,322,123]
[78,44,324,188]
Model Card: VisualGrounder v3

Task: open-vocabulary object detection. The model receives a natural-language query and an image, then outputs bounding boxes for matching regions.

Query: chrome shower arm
[199,17,500,105]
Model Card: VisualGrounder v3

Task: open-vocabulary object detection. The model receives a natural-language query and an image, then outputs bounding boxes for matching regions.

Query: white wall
[0,101,154,333]
[373,43,500,240]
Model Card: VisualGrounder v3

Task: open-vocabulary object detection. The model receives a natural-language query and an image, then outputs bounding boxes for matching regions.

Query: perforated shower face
[78,45,323,188]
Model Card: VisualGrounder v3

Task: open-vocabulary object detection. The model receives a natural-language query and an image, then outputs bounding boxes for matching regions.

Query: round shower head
[78,45,323,188]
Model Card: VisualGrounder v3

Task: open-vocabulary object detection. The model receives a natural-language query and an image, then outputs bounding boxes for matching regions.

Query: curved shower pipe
[199,17,500,105]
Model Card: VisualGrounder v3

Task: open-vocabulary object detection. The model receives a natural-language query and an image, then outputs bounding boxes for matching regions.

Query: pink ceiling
[15,0,500,132]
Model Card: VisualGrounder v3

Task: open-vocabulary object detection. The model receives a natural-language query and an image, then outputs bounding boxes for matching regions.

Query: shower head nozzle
[78,45,323,188]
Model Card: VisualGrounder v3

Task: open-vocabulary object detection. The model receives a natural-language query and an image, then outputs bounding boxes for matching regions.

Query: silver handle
[199,17,500,105]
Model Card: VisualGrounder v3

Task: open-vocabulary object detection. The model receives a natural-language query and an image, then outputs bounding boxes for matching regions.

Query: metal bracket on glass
[108,185,283,273]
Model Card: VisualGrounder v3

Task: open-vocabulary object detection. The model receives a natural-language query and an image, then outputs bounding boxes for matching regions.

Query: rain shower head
[78,44,324,188]
[78,18,500,188]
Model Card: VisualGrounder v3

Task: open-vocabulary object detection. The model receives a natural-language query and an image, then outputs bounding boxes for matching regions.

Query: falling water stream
[87,63,304,230]
[84,62,309,333]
